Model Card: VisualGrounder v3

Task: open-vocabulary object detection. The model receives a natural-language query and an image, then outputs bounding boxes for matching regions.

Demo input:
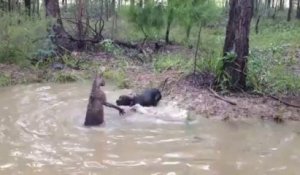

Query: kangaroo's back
[84,74,106,126]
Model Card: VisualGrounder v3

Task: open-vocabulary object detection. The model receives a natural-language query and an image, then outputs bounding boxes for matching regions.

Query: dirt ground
[123,65,300,122]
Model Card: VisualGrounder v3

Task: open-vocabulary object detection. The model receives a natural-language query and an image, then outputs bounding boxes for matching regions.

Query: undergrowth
[0,13,53,66]
[103,69,130,89]
[0,73,11,86]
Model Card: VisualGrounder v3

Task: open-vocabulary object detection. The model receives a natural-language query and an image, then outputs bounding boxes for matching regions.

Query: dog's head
[116,95,135,106]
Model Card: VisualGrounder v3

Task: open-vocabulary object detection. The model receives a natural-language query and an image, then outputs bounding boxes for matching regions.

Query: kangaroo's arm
[104,102,125,115]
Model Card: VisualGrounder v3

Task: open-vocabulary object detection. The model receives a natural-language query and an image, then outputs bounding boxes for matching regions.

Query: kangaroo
[84,74,125,126]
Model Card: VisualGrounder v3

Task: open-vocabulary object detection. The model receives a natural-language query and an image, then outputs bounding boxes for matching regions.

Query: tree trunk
[267,0,271,7]
[267,0,271,16]
[165,7,174,44]
[24,0,31,16]
[111,0,116,39]
[76,0,84,48]
[254,0,258,16]
[297,0,300,19]
[8,0,11,11]
[36,0,40,16]
[193,24,202,76]
[105,0,109,21]
[279,0,284,10]
[287,0,293,21]
[45,0,61,19]
[100,0,104,17]
[186,23,192,41]
[255,15,261,34]
[118,0,121,9]
[62,0,67,11]
[44,0,75,51]
[32,0,36,16]
[220,0,254,90]
[130,0,134,9]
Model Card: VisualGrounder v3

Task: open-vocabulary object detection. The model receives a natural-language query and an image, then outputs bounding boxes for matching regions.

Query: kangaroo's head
[94,73,105,87]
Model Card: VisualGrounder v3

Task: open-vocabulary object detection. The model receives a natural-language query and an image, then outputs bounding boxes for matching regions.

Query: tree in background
[190,0,219,75]
[296,0,300,19]
[127,1,164,41]
[217,0,253,91]
[287,0,293,21]
[165,0,181,43]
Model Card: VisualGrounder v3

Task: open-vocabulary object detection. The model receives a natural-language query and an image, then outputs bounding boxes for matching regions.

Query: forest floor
[1,41,300,122]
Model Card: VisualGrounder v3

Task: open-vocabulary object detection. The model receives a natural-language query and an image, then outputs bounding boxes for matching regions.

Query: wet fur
[84,74,124,126]
[116,88,162,107]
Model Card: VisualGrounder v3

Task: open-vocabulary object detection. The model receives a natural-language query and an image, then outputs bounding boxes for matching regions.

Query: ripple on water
[0,83,300,175]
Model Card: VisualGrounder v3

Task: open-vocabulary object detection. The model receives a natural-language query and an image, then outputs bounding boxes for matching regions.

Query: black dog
[116,88,162,107]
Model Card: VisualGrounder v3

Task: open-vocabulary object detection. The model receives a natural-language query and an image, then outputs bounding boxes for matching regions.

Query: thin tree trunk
[32,0,36,16]
[287,0,293,21]
[220,0,254,90]
[75,0,85,50]
[100,0,104,17]
[118,0,121,9]
[105,0,109,21]
[267,0,272,16]
[8,0,11,11]
[62,0,67,11]
[267,0,271,7]
[24,0,31,16]
[297,0,300,19]
[255,15,261,34]
[36,0,40,16]
[193,24,202,76]
[186,23,192,41]
[111,0,116,39]
[165,8,174,44]
[254,0,259,16]
[130,0,134,9]
[279,0,284,10]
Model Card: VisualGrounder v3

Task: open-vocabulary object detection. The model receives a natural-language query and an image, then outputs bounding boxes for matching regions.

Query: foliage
[247,47,300,94]
[251,19,300,49]
[176,0,220,41]
[52,71,79,83]
[0,13,53,66]
[126,2,165,39]
[0,73,11,86]
[100,39,121,55]
[153,54,192,73]
[103,69,130,89]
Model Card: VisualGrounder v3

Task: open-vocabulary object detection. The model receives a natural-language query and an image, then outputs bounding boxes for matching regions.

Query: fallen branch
[269,95,300,108]
[113,40,139,49]
[208,88,237,105]
[249,91,300,109]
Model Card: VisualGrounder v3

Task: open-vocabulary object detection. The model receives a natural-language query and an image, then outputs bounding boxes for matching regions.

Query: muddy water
[0,82,300,175]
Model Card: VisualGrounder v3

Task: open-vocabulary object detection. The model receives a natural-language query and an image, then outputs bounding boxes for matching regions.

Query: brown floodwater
[0,82,300,175]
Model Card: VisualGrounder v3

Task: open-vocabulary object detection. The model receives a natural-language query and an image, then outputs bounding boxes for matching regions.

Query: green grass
[0,73,11,86]
[153,54,193,73]
[51,71,80,83]
[250,19,300,49]
[103,69,130,89]
[0,13,52,66]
